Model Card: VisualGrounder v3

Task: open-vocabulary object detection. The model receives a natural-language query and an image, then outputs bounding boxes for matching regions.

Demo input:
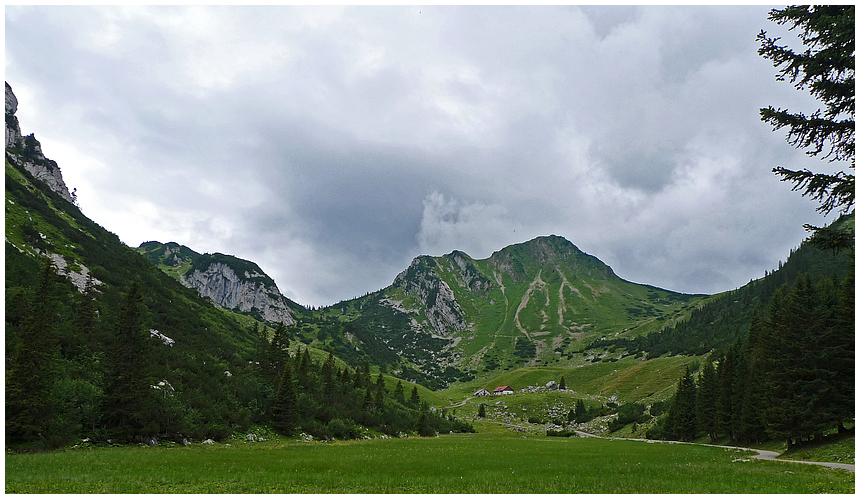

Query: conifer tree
[6,257,60,444]
[758,6,855,250]
[665,366,697,442]
[410,386,420,407]
[102,280,154,443]
[477,403,486,418]
[559,376,567,390]
[696,360,719,443]
[322,352,336,394]
[271,361,298,436]
[736,311,768,444]
[393,380,405,405]
[269,324,289,380]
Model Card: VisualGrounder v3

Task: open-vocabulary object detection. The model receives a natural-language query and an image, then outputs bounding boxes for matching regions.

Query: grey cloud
[5,5,841,305]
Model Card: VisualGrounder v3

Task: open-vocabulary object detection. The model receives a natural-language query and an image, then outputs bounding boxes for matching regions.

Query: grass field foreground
[5,434,854,494]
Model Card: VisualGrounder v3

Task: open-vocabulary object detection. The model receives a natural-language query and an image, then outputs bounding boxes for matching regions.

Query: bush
[546,430,576,437]
[608,402,649,432]
[327,418,362,440]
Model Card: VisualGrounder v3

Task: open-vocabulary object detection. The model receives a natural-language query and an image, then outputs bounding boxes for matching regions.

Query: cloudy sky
[6,5,846,307]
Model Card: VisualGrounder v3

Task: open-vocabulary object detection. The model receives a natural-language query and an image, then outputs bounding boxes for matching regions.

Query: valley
[5,70,854,494]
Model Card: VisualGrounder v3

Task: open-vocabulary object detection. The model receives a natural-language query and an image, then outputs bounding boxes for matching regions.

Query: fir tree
[102,280,155,443]
[477,403,486,418]
[393,380,405,405]
[6,257,60,444]
[758,6,855,250]
[696,359,719,443]
[271,361,298,436]
[322,352,336,394]
[409,386,420,408]
[665,366,698,442]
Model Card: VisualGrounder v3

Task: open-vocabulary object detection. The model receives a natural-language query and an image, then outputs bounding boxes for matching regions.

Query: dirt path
[573,431,854,472]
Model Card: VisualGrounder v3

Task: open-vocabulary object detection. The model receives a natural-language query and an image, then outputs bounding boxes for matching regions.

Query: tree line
[5,256,472,450]
[652,272,853,448]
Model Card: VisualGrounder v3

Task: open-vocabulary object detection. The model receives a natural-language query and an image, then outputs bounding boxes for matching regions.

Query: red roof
[494,386,512,392]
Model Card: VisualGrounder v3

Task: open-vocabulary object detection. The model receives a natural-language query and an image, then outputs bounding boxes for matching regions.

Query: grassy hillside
[299,236,707,389]
[590,212,854,358]
[7,156,465,447]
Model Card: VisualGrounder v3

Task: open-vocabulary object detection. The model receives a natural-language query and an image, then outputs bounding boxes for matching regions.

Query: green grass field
[6,433,853,494]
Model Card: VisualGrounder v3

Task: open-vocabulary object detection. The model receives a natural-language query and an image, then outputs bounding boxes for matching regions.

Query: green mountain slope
[589,212,854,358]
[137,241,305,325]
[6,83,467,447]
[290,235,707,388]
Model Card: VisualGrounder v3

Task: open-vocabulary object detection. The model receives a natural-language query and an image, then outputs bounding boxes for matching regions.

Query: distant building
[493,386,514,395]
[473,388,491,397]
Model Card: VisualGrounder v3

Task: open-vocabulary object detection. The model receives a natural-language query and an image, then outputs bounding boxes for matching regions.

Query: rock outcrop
[181,260,297,325]
[5,82,75,204]
[392,256,468,337]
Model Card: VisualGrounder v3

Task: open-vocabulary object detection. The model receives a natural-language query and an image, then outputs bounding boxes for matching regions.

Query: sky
[5,5,848,307]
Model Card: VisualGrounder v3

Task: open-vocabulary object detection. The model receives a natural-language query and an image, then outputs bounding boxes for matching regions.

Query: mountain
[5,82,74,203]
[6,81,471,447]
[138,241,301,325]
[293,235,707,388]
[589,212,855,358]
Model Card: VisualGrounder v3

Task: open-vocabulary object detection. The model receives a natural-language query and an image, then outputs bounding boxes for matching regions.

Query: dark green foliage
[102,281,156,443]
[757,274,854,447]
[513,338,536,363]
[270,362,298,436]
[6,258,60,444]
[696,360,719,442]
[662,367,697,442]
[590,216,852,358]
[545,429,576,437]
[758,6,854,250]
[607,402,649,432]
[477,403,486,418]
[653,270,853,447]
[559,376,567,390]
[569,399,597,424]
[393,380,405,405]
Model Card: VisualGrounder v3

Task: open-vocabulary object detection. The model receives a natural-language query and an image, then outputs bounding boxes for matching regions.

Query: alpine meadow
[5,5,854,494]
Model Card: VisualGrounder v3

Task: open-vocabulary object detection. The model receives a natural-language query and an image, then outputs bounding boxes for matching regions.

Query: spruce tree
[665,367,697,442]
[271,361,298,436]
[393,380,405,405]
[102,280,154,443]
[696,360,719,443]
[573,399,588,424]
[477,403,486,418]
[758,6,855,250]
[559,376,567,390]
[6,257,60,444]
[322,352,336,394]
[409,386,420,407]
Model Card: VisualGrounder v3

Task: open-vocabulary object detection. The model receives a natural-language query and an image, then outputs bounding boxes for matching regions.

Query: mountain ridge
[138,241,301,325]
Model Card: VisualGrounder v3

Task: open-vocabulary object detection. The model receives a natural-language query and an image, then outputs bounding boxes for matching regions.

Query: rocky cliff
[392,256,469,337]
[181,259,297,325]
[138,242,299,325]
[5,82,75,204]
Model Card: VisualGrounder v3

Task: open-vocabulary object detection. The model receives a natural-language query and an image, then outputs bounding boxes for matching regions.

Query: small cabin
[473,388,491,397]
[493,385,514,395]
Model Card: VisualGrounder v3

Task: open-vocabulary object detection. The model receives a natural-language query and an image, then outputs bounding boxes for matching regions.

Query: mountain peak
[5,82,75,204]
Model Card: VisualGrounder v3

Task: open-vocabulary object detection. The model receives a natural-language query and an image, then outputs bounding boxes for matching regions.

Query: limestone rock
[5,82,75,204]
[392,256,467,337]
[181,261,296,325]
